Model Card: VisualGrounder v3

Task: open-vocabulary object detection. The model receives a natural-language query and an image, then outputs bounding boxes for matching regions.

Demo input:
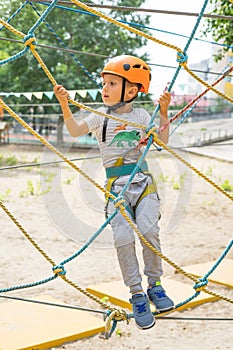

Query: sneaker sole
[135,318,156,330]
[156,305,175,313]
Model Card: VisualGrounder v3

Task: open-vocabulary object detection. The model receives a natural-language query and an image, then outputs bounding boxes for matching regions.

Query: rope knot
[52,264,66,276]
[176,51,188,65]
[23,33,37,49]
[104,308,129,339]
[146,124,158,140]
[113,195,125,209]
[194,277,208,292]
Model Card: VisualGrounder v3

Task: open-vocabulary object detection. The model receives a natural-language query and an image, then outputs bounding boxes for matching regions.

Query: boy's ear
[128,85,138,98]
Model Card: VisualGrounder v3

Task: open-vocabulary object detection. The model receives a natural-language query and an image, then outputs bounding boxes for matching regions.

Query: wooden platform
[1,259,231,348]
[181,259,233,289]
[86,277,219,313]
[0,295,105,350]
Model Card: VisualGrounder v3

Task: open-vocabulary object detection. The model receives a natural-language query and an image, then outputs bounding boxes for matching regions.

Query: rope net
[0,0,232,337]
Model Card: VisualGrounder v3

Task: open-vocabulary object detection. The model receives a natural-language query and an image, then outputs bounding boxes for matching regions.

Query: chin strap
[102,78,138,142]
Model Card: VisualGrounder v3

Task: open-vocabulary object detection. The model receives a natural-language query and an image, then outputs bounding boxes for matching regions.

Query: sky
[139,0,214,95]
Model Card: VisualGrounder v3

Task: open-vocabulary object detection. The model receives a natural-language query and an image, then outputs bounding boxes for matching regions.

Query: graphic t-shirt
[84,106,152,168]
[84,106,155,185]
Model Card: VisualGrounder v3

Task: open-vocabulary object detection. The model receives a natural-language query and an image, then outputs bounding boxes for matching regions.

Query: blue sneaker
[129,293,155,330]
[147,281,174,313]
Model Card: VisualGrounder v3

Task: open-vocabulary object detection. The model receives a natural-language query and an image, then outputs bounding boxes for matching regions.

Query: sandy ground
[0,141,233,350]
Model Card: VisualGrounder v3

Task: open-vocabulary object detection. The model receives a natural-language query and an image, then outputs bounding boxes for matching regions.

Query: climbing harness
[104,157,158,220]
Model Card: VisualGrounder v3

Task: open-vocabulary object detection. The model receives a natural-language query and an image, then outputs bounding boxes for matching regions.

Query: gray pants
[106,178,163,294]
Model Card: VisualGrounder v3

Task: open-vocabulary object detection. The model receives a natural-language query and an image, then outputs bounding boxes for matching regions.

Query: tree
[203,0,233,61]
[0,0,151,93]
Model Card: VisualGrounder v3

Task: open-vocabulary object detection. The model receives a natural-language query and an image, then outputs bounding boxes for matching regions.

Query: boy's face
[101,74,138,106]
[101,74,123,106]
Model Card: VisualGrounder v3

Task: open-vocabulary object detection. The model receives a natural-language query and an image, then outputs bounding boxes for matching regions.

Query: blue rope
[29,1,101,88]
[0,275,57,293]
[119,135,154,198]
[0,0,29,31]
[175,240,233,308]
[27,0,59,35]
[169,102,199,137]
[0,0,59,66]
[35,1,233,51]
[105,320,117,339]
[1,2,232,331]
[147,0,210,151]
[201,239,233,280]
[170,63,233,136]
[56,209,119,267]
[0,1,31,65]
[167,0,210,94]
[175,291,201,310]
[0,47,30,66]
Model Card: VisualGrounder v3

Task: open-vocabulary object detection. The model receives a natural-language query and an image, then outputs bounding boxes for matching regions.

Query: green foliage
[157,173,169,183]
[19,179,50,198]
[39,170,56,183]
[27,180,35,195]
[0,153,18,166]
[63,175,76,185]
[0,188,11,202]
[221,179,233,192]
[0,0,150,94]
[172,173,187,190]
[205,166,213,176]
[202,0,233,61]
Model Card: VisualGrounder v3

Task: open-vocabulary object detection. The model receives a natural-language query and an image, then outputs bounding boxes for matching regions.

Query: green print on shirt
[108,130,140,147]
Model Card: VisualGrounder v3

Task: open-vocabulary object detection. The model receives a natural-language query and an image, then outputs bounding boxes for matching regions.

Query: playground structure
[0,1,233,349]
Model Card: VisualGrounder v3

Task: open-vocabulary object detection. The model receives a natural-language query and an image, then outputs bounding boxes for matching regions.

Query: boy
[54,55,174,330]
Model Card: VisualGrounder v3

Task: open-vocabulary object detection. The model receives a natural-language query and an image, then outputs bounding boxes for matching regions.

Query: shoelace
[152,288,166,299]
[135,301,147,314]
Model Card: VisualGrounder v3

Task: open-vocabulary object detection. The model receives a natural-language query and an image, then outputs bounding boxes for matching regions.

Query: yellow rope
[0,98,115,201]
[0,18,144,129]
[0,199,56,267]
[117,204,233,304]
[150,132,233,202]
[105,309,129,334]
[116,204,233,304]
[70,1,232,103]
[61,275,120,311]
[117,207,198,282]
[0,197,123,311]
[70,0,183,53]
[30,44,147,130]
[181,62,233,104]
[1,5,232,316]
[0,18,24,38]
[0,105,129,313]
[0,106,136,315]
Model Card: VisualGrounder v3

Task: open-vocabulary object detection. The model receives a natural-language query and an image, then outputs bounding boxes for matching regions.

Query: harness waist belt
[105,162,148,178]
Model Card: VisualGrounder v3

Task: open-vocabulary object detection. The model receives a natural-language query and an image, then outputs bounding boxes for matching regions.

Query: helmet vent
[133,64,149,71]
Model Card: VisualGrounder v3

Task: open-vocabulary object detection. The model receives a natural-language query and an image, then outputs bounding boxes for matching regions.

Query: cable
[0,294,105,315]
[0,36,108,58]
[157,316,233,321]
[0,295,232,322]
[0,154,100,171]
[0,36,228,77]
[1,139,233,172]
[29,1,233,21]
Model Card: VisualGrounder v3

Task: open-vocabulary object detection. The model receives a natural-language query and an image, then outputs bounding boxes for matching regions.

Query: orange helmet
[101,55,151,94]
